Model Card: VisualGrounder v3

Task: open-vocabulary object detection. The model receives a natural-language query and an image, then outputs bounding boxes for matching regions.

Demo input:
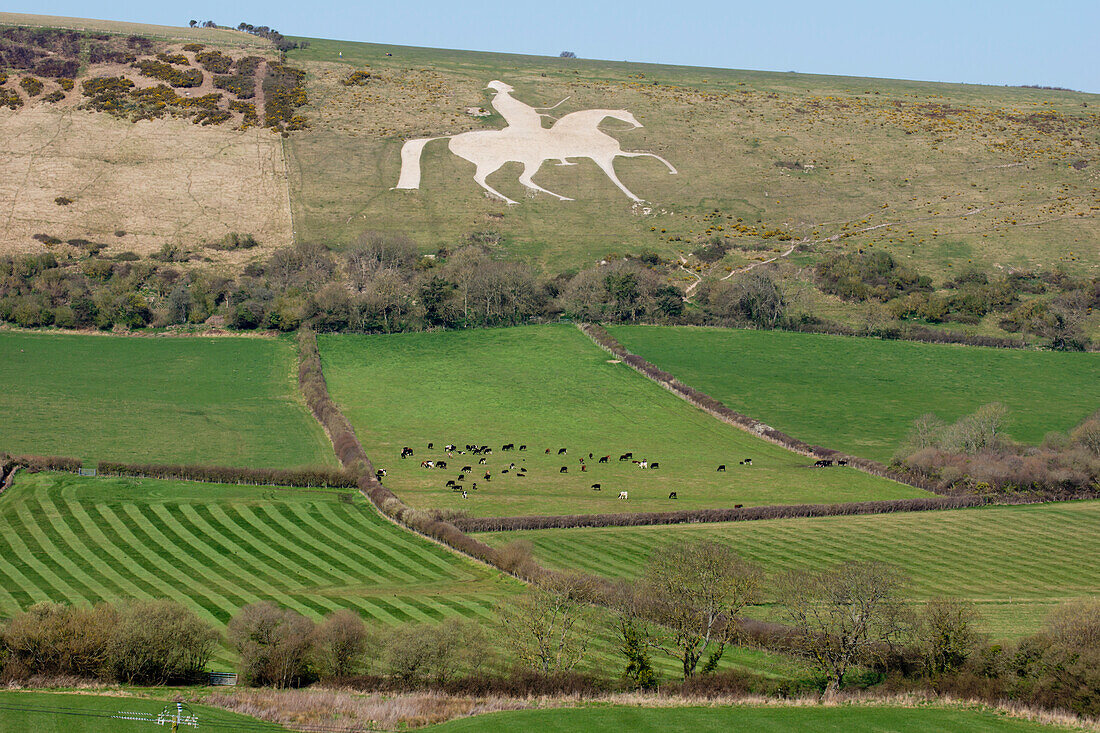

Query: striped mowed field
[480,501,1100,638]
[0,472,514,629]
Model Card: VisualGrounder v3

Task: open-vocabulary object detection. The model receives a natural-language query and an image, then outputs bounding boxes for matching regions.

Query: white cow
[617,491,628,500]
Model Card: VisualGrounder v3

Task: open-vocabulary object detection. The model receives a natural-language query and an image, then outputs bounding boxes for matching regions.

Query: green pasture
[481,501,1100,638]
[425,703,1062,732]
[0,690,286,733]
[609,325,1100,462]
[284,35,1099,281]
[318,325,925,517]
[0,471,806,681]
[0,331,334,468]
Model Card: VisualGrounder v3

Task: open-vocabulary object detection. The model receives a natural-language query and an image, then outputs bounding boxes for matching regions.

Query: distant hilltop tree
[237,21,300,51]
[560,51,577,58]
[188,19,197,28]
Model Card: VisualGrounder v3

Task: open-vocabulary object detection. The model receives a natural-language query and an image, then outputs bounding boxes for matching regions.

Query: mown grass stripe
[191,501,338,589]
[309,503,443,583]
[7,502,98,606]
[238,503,388,587]
[97,504,245,622]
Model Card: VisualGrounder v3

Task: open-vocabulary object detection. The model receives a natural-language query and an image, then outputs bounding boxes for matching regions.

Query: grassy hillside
[425,704,1062,732]
[480,501,1100,638]
[0,331,334,467]
[0,690,286,732]
[0,472,513,628]
[284,35,1100,280]
[319,325,925,517]
[609,325,1100,461]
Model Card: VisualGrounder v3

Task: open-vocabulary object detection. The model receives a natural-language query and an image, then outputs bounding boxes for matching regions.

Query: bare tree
[384,619,485,683]
[641,540,763,678]
[228,602,315,688]
[499,572,598,673]
[778,561,909,694]
[109,600,219,685]
[311,609,374,679]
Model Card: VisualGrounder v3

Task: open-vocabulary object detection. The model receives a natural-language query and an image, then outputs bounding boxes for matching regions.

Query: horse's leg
[473,162,517,205]
[591,155,643,202]
[518,161,573,201]
[620,151,678,174]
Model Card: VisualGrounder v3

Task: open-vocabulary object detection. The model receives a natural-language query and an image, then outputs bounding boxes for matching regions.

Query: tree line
[3,545,1098,717]
[3,231,1095,349]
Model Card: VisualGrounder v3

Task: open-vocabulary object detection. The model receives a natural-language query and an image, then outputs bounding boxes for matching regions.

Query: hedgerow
[96,460,356,488]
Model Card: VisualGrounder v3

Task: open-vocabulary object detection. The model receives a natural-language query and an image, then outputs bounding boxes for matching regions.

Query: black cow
[558,448,567,455]
[516,473,526,478]
[589,453,593,459]
[814,459,834,467]
[519,445,527,451]
[401,447,414,459]
[837,459,848,466]
[559,466,568,473]
[446,480,456,487]
[461,465,472,472]
[457,474,465,481]
[734,504,743,509]
[502,443,514,451]
[598,455,610,463]
[668,492,677,499]
[717,465,726,472]
[479,457,487,465]
[619,452,632,461]
[484,472,492,481]
[502,469,509,474]
[591,483,601,490]
[743,458,753,465]
[436,461,447,469]
[650,462,659,469]
[427,442,434,449]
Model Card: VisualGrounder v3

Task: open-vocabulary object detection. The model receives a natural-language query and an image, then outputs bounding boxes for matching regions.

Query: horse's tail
[395,137,447,190]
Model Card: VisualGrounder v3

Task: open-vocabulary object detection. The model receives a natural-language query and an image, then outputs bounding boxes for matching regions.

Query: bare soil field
[0,105,292,263]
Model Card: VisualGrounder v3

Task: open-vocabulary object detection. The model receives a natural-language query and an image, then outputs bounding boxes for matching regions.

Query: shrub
[108,600,218,684]
[263,61,308,132]
[132,59,203,87]
[228,602,315,688]
[212,55,261,98]
[19,76,44,96]
[182,43,204,52]
[311,610,375,679]
[0,88,21,109]
[156,52,190,65]
[383,620,485,683]
[3,602,117,679]
[195,50,233,73]
[341,70,373,86]
[815,251,932,302]
[54,196,73,205]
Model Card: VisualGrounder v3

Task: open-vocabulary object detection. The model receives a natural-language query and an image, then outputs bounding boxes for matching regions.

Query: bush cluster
[195,49,233,74]
[263,61,308,132]
[341,70,373,86]
[212,55,261,98]
[132,59,203,87]
[18,75,43,96]
[1,600,217,684]
[0,88,22,109]
[156,52,190,65]
[815,251,933,301]
[229,99,258,128]
[96,460,356,488]
[895,406,1100,496]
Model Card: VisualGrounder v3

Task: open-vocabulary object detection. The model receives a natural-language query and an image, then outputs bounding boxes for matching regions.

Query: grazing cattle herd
[389,441,849,502]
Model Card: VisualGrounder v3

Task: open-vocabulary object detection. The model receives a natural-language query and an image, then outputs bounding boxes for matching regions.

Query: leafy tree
[916,598,982,677]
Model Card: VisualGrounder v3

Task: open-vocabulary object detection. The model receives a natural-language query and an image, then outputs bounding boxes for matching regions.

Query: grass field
[609,325,1100,462]
[0,690,286,732]
[0,472,512,629]
[425,704,1064,732]
[283,35,1099,280]
[0,471,808,681]
[319,325,925,517]
[480,501,1100,638]
[0,331,334,468]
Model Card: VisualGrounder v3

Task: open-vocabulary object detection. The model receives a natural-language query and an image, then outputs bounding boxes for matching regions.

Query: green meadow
[319,325,925,517]
[0,332,334,468]
[424,704,1063,732]
[0,690,286,733]
[481,501,1100,638]
[609,325,1100,462]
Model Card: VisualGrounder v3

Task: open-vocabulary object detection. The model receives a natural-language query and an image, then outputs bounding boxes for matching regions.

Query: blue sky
[11,0,1100,93]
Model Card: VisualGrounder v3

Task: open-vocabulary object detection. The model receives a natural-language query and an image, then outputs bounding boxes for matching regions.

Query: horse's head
[486,80,514,93]
[608,110,642,128]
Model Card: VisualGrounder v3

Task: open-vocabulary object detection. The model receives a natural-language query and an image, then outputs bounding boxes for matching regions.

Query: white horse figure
[395,84,677,205]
